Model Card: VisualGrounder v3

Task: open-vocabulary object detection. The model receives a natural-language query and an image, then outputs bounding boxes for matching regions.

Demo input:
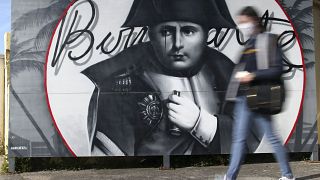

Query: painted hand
[167,94,200,132]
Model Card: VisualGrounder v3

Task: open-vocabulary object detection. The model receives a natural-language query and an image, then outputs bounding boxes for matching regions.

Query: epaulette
[111,65,138,92]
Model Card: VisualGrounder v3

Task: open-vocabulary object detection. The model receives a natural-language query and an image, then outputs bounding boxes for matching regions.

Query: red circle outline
[275,0,307,145]
[45,0,78,157]
[44,0,307,156]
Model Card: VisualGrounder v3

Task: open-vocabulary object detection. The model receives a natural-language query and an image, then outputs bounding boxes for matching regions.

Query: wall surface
[0,54,4,153]
[313,0,320,156]
[9,0,316,157]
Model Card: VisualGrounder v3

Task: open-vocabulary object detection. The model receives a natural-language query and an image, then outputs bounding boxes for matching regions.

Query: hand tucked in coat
[167,94,201,132]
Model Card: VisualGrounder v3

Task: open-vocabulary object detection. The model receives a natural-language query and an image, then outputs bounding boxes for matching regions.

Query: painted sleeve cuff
[190,108,218,147]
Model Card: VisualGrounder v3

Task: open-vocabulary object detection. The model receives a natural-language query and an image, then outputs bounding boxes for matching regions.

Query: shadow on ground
[297,173,320,180]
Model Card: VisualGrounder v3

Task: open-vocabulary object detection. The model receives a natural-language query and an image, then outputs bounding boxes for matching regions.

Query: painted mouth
[170,54,185,60]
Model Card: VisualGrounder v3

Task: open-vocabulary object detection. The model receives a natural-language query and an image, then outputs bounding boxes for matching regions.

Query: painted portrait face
[149,21,208,71]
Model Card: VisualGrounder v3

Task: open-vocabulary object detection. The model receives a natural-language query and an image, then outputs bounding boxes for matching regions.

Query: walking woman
[224,6,295,180]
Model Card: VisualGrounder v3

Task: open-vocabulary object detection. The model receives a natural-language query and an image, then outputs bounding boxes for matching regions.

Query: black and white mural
[9,0,315,157]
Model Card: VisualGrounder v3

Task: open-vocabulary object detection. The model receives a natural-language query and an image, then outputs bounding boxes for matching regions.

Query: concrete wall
[313,0,320,158]
[0,54,4,154]
[4,33,10,155]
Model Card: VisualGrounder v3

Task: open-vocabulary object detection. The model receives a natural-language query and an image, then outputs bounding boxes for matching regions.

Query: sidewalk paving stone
[0,161,320,180]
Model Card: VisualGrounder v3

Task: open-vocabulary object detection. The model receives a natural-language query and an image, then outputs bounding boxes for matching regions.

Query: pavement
[0,161,320,180]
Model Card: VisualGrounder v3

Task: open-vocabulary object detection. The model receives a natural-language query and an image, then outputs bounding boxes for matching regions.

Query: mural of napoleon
[82,0,262,156]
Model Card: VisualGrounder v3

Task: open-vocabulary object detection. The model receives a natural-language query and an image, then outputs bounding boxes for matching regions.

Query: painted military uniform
[82,0,240,156]
[82,42,235,156]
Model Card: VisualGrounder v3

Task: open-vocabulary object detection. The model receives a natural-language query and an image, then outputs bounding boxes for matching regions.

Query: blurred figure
[224,6,295,180]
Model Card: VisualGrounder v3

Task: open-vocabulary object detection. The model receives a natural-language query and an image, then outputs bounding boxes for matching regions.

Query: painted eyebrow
[180,25,198,30]
[160,25,176,30]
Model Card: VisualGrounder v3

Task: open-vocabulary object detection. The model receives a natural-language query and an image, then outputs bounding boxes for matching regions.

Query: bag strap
[255,33,278,69]
[225,62,246,101]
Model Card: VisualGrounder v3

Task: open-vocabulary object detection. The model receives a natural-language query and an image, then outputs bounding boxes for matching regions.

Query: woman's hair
[238,6,265,32]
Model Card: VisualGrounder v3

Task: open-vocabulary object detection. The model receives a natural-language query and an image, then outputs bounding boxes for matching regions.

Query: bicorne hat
[122,0,236,29]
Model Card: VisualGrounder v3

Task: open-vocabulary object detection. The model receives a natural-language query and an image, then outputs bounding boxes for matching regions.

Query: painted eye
[160,29,173,37]
[182,27,197,36]
[183,30,195,36]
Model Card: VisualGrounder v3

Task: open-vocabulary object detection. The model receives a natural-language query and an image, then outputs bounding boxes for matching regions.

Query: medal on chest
[138,93,163,127]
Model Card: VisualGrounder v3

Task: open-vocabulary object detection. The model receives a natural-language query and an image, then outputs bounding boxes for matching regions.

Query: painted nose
[173,32,183,50]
